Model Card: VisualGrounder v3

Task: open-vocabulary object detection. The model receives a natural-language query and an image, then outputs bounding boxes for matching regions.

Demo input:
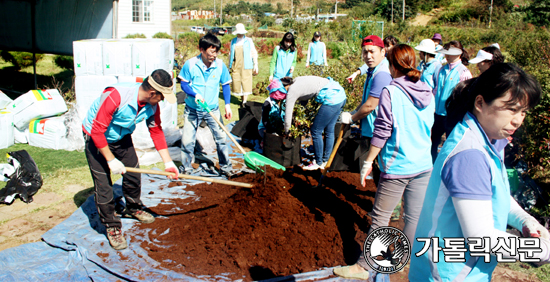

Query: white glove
[194,94,204,103]
[346,71,359,83]
[360,161,373,187]
[523,219,550,239]
[108,158,126,174]
[253,65,259,74]
[340,112,353,124]
[269,76,273,82]
[290,66,294,73]
[164,161,179,180]
[224,104,233,120]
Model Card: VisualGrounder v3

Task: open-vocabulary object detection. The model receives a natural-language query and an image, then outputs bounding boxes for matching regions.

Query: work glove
[108,158,126,175]
[523,219,550,239]
[360,161,373,187]
[305,63,310,68]
[253,65,259,75]
[194,94,204,103]
[225,104,232,120]
[290,66,294,74]
[340,112,353,124]
[269,76,274,82]
[164,161,179,180]
[346,71,359,83]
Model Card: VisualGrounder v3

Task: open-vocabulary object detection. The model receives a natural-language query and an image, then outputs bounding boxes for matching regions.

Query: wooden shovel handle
[125,167,253,188]
[322,123,348,174]
[205,110,247,155]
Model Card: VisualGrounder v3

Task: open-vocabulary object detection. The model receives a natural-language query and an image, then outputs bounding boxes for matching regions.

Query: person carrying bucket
[178,33,234,177]
[431,40,472,161]
[269,32,297,81]
[229,23,259,107]
[278,76,347,170]
[415,39,442,90]
[409,63,550,281]
[333,44,435,281]
[82,69,179,250]
[258,79,287,140]
[306,31,328,73]
[469,44,505,75]
[340,35,392,179]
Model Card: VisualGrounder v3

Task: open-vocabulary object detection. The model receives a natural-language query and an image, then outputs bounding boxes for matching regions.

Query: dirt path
[410,8,444,26]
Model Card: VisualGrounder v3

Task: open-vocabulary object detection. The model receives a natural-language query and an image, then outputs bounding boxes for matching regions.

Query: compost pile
[135,167,381,281]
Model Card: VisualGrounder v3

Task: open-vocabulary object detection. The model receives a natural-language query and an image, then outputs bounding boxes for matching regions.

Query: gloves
[269,76,273,82]
[164,161,179,180]
[194,94,204,103]
[360,161,373,187]
[290,66,294,73]
[108,158,126,174]
[225,104,232,120]
[346,71,359,83]
[253,65,259,75]
[523,219,550,239]
[340,112,353,124]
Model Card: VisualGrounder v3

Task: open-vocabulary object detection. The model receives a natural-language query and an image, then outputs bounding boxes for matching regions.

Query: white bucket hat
[233,23,247,35]
[414,39,437,55]
[469,50,493,64]
[436,46,463,56]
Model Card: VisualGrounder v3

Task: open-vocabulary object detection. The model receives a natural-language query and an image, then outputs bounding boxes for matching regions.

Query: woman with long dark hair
[410,63,550,281]
[431,40,472,161]
[269,32,297,81]
[334,44,435,280]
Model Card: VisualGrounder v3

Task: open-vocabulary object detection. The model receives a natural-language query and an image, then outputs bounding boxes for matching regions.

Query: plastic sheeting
[0,170,348,281]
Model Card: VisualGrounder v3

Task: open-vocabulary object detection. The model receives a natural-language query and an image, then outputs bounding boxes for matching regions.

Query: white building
[115,0,172,39]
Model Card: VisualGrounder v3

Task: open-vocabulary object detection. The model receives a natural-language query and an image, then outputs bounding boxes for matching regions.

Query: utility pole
[391,0,393,24]
[213,0,216,21]
[220,0,223,25]
[402,0,405,21]
[334,1,338,20]
[291,0,294,18]
[489,0,493,28]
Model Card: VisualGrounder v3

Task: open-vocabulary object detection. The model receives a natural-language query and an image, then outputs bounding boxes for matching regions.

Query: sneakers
[303,161,321,171]
[130,209,155,223]
[106,227,128,250]
[320,162,328,170]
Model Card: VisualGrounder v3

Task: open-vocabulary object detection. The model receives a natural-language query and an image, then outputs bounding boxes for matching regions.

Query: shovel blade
[244,152,286,172]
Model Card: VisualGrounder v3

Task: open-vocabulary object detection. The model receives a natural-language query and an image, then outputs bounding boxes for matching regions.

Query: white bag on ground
[6,89,68,130]
[136,147,181,166]
[13,127,28,144]
[75,75,118,120]
[0,110,14,149]
[28,116,68,150]
[0,91,13,109]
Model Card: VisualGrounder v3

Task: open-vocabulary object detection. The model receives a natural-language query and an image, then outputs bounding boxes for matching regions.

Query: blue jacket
[378,85,434,175]
[434,63,467,116]
[229,36,254,70]
[410,112,511,282]
[418,60,442,90]
[83,83,157,143]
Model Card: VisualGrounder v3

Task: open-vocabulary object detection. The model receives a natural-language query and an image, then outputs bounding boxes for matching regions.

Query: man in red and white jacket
[82,69,178,250]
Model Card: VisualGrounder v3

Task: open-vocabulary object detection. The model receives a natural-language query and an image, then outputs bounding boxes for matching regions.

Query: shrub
[124,33,147,39]
[524,0,550,27]
[153,32,173,39]
[326,41,341,59]
[0,51,44,71]
[54,55,74,70]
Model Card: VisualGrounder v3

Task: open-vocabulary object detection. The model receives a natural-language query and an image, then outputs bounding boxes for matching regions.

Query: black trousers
[84,133,141,228]
[431,114,453,163]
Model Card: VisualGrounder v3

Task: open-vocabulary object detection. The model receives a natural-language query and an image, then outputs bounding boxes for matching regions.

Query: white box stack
[75,75,118,120]
[102,40,134,76]
[73,39,104,76]
[132,39,174,77]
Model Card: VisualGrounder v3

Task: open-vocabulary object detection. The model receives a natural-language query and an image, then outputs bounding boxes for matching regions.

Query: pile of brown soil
[134,167,388,281]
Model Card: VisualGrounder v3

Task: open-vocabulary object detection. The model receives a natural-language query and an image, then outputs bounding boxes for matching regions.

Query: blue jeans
[181,107,232,172]
[311,100,346,165]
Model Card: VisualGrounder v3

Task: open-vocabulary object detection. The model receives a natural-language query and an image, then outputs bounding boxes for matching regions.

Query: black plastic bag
[231,101,263,139]
[0,150,43,204]
[263,133,301,167]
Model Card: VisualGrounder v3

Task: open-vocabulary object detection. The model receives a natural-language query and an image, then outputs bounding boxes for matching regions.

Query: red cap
[362,35,384,48]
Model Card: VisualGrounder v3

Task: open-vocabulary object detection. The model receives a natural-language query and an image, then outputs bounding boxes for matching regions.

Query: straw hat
[415,39,437,55]
[233,23,247,35]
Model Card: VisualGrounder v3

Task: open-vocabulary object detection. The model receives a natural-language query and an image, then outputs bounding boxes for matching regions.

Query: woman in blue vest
[415,39,442,90]
[229,23,259,107]
[334,44,435,280]
[269,32,297,81]
[306,31,328,73]
[409,63,550,281]
[431,40,472,161]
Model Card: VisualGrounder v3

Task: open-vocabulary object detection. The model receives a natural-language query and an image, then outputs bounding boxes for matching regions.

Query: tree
[525,0,550,27]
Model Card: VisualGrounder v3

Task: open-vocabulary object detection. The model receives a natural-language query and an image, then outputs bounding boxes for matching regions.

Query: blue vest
[409,113,511,282]
[229,37,253,70]
[274,46,296,79]
[435,45,446,63]
[184,57,225,111]
[361,58,390,138]
[434,63,467,116]
[315,77,347,106]
[83,83,157,143]
[258,97,284,133]
[309,41,325,65]
[378,85,435,175]
[419,60,442,90]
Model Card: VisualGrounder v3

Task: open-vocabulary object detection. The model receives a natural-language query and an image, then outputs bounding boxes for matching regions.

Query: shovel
[316,123,349,188]
[125,167,254,188]
[197,100,285,173]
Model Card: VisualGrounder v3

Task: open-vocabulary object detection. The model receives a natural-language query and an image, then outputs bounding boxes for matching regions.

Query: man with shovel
[178,33,234,177]
[82,69,179,250]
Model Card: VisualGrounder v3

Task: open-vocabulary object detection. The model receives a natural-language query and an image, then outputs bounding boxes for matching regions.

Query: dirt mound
[133,166,381,281]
